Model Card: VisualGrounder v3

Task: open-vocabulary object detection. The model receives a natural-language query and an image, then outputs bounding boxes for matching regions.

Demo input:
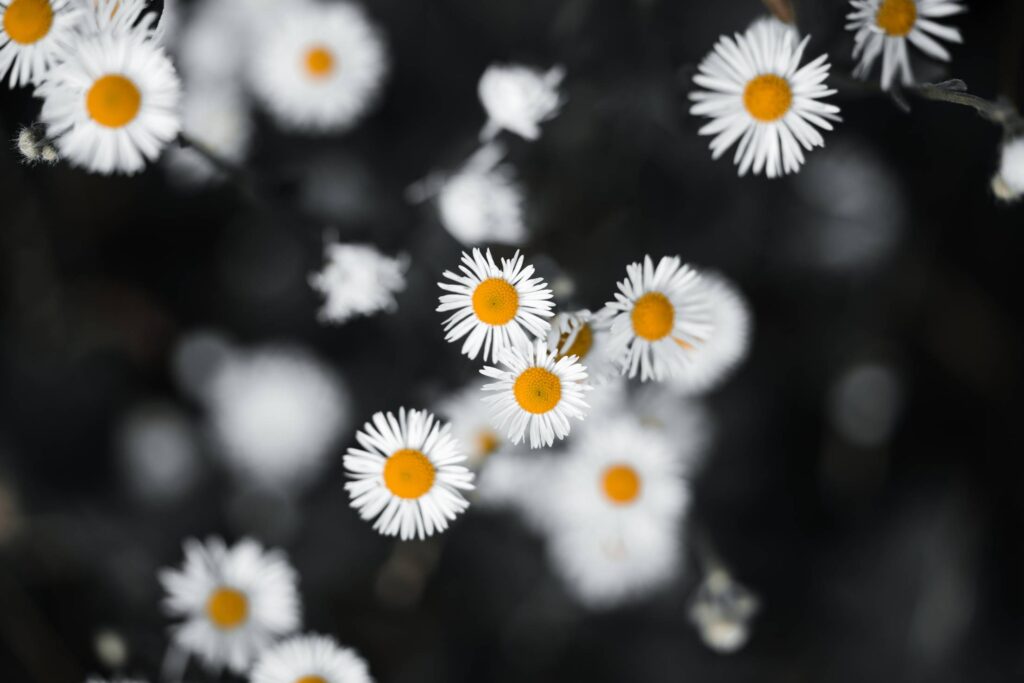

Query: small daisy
[478,63,565,141]
[36,30,181,174]
[690,17,840,177]
[847,0,965,90]
[309,242,408,324]
[481,340,591,449]
[546,309,618,384]
[164,83,252,184]
[343,408,475,540]
[436,381,508,468]
[436,143,526,246]
[249,1,387,133]
[601,255,714,382]
[251,633,373,683]
[437,248,554,362]
[159,537,301,674]
[992,137,1024,202]
[0,0,81,87]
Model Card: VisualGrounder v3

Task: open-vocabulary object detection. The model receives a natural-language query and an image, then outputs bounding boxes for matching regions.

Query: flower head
[478,63,564,141]
[251,633,374,683]
[309,242,408,324]
[0,0,81,87]
[546,309,618,384]
[992,137,1024,202]
[437,143,526,246]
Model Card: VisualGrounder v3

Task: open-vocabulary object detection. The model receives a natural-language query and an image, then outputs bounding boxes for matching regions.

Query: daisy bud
[15,126,40,163]
[689,568,760,654]
[992,137,1024,202]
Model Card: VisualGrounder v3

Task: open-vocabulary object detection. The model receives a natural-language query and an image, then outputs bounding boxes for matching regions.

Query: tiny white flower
[251,633,374,683]
[545,309,618,384]
[0,0,82,88]
[992,137,1024,202]
[688,568,760,654]
[478,62,565,141]
[437,143,526,246]
[309,242,408,324]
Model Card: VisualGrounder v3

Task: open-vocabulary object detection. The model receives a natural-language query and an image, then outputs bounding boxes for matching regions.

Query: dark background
[2,0,1024,680]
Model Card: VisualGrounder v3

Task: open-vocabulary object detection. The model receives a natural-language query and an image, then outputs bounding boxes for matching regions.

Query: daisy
[0,0,81,87]
[847,0,965,90]
[478,63,565,141]
[601,255,714,382]
[251,633,373,683]
[436,143,526,246]
[309,242,408,324]
[173,0,247,86]
[437,248,554,362]
[76,0,160,39]
[992,137,1024,202]
[343,408,475,540]
[164,83,252,184]
[546,309,618,384]
[36,30,181,174]
[249,1,387,133]
[159,537,301,674]
[689,17,840,177]
[480,340,591,449]
[436,381,508,468]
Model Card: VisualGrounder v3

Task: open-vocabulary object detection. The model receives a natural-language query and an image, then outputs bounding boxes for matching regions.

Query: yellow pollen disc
[206,587,248,629]
[304,45,335,78]
[476,430,500,456]
[383,448,436,499]
[295,677,328,683]
[513,367,561,414]
[471,278,519,325]
[602,464,641,504]
[557,324,593,359]
[631,292,675,341]
[86,74,141,128]
[3,0,54,45]
[875,0,917,36]
[742,74,793,122]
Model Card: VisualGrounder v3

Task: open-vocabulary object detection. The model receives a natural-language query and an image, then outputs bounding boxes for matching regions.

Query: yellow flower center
[205,587,248,629]
[86,74,141,128]
[557,323,593,359]
[875,0,917,36]
[602,464,641,504]
[742,74,792,122]
[471,278,519,325]
[383,448,436,499]
[304,45,335,78]
[476,430,500,457]
[295,677,328,683]
[2,0,53,44]
[513,367,561,414]
[631,292,675,341]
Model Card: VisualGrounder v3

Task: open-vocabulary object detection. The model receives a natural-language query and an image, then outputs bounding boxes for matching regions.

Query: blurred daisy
[481,340,591,449]
[309,242,408,324]
[478,63,565,141]
[690,17,840,177]
[249,1,387,133]
[36,30,181,174]
[436,143,526,245]
[174,0,247,85]
[343,408,475,540]
[602,255,714,382]
[436,381,507,468]
[992,137,1024,202]
[159,537,301,674]
[0,0,80,87]
[629,384,713,475]
[251,633,373,683]
[164,84,251,184]
[546,309,618,384]
[847,0,965,90]
[437,248,554,362]
[689,568,760,653]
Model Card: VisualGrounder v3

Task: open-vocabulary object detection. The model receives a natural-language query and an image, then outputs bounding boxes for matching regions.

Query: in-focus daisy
[436,381,508,468]
[478,63,565,141]
[992,137,1024,202]
[343,408,475,540]
[36,30,181,174]
[159,537,301,674]
[436,143,526,246]
[481,340,591,449]
[546,309,618,384]
[602,255,714,382]
[690,17,840,177]
[249,1,387,133]
[309,242,408,324]
[0,0,81,87]
[437,249,554,362]
[847,0,965,90]
[251,633,373,683]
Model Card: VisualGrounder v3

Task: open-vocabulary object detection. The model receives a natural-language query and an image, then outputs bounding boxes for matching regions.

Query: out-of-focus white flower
[473,450,553,525]
[252,633,374,683]
[478,63,565,141]
[343,408,475,540]
[992,137,1024,202]
[174,0,246,85]
[481,340,591,449]
[436,381,508,469]
[602,255,714,382]
[688,567,760,653]
[0,0,81,87]
[249,1,387,133]
[159,537,301,674]
[93,629,128,669]
[164,84,251,184]
[690,17,840,177]
[309,242,407,324]
[546,309,618,384]
[847,0,965,90]
[618,384,713,477]
[116,402,200,505]
[436,143,526,246]
[437,248,554,362]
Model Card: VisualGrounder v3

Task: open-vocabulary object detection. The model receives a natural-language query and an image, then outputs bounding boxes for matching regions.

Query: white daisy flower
[992,137,1024,202]
[173,0,247,86]
[436,381,508,468]
[164,83,252,185]
[478,63,565,141]
[602,255,714,382]
[664,272,752,395]
[36,30,181,175]
[545,309,618,384]
[159,537,301,674]
[847,0,965,90]
[689,17,840,177]
[0,0,81,87]
[76,0,160,39]
[251,633,373,683]
[343,408,475,541]
[249,1,387,133]
[437,248,554,362]
[309,242,408,324]
[480,340,591,449]
[436,143,526,246]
